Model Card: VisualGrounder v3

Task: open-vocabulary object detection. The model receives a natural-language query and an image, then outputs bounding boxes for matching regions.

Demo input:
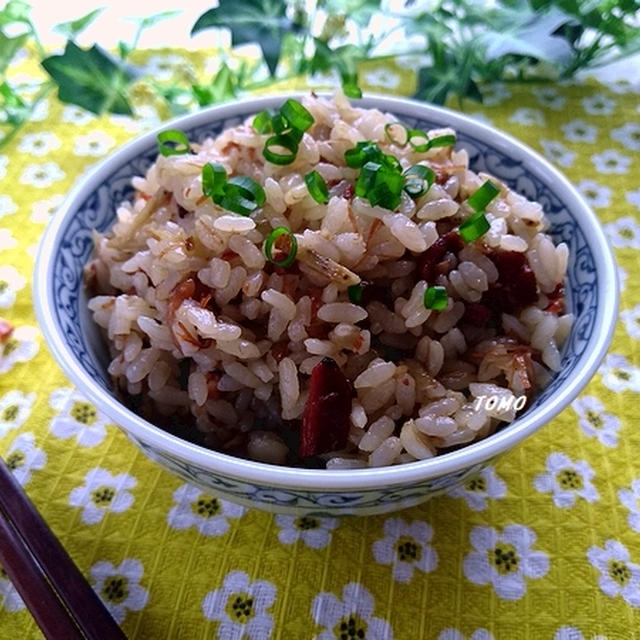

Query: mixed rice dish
[86,93,572,469]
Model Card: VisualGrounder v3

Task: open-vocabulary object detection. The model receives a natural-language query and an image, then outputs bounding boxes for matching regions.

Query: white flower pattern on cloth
[30,194,63,224]
[0,265,27,308]
[69,468,137,524]
[312,582,393,640]
[462,524,549,600]
[571,395,621,447]
[363,68,401,89]
[275,514,338,549]
[0,155,8,179]
[618,265,628,292]
[49,388,110,446]
[0,568,25,612]
[372,517,438,583]
[0,390,35,436]
[110,105,161,133]
[467,112,493,127]
[540,140,575,167]
[605,216,640,249]
[598,353,640,393]
[618,480,640,534]
[17,131,61,156]
[90,558,149,623]
[61,105,95,125]
[19,162,65,188]
[620,305,640,339]
[5,432,46,486]
[481,83,511,106]
[508,108,545,126]
[167,484,246,536]
[0,195,17,218]
[581,94,616,115]
[591,149,631,174]
[627,187,640,211]
[29,99,49,122]
[447,466,507,511]
[587,540,640,607]
[533,452,599,507]
[73,131,116,157]
[0,229,18,253]
[532,87,566,110]
[575,180,610,208]
[0,325,39,373]
[438,630,494,640]
[561,119,597,143]
[611,123,640,150]
[145,54,188,81]
[202,570,276,640]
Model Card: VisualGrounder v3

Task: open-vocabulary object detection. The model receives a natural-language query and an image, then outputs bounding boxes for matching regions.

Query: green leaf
[0,0,31,26]
[0,81,28,125]
[126,9,182,30]
[53,7,105,39]
[41,41,134,115]
[311,39,365,96]
[0,31,28,73]
[192,62,237,107]
[191,0,297,76]
[319,0,381,26]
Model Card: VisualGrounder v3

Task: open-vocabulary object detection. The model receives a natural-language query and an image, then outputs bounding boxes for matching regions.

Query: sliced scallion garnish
[403,165,435,199]
[253,109,274,134]
[347,284,362,303]
[467,179,500,213]
[423,285,448,310]
[384,122,409,147]
[459,211,491,243]
[355,160,403,210]
[428,133,456,148]
[263,133,299,165]
[225,176,266,207]
[217,194,259,216]
[304,170,329,204]
[408,129,431,152]
[202,162,227,200]
[265,226,298,267]
[280,98,314,132]
[157,129,190,156]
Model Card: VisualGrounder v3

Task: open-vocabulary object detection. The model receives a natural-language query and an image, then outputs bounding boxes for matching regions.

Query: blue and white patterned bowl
[34,94,618,516]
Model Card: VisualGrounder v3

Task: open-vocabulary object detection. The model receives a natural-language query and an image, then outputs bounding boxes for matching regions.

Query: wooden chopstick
[0,457,127,640]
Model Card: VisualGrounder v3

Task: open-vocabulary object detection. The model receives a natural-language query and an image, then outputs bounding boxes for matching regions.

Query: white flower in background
[0,155,7,179]
[73,131,115,157]
[372,517,438,583]
[90,558,149,623]
[167,484,246,536]
[576,180,611,208]
[532,87,566,110]
[438,629,494,640]
[5,433,46,486]
[312,582,393,640]
[30,194,63,224]
[111,105,161,133]
[19,162,65,188]
[0,195,17,218]
[0,229,18,252]
[561,119,598,143]
[627,187,640,211]
[607,78,634,94]
[587,540,640,607]
[618,266,628,292]
[275,514,338,549]
[49,387,109,447]
[598,353,640,392]
[533,452,598,507]
[309,70,341,87]
[621,305,640,339]
[462,524,549,600]
[467,112,493,127]
[69,468,137,525]
[202,570,276,640]
[481,83,511,106]
[26,243,39,260]
[447,466,507,511]
[571,395,620,447]
[61,105,95,125]
[363,68,401,89]
[145,54,187,81]
[0,325,39,374]
[618,480,640,533]
[0,390,35,436]
[582,94,616,116]
[0,568,25,612]
[0,265,27,308]
[541,140,575,167]
[611,123,640,151]
[591,149,631,174]
[553,627,586,640]
[29,99,49,122]
[509,108,545,126]
[18,131,61,156]
[605,216,640,249]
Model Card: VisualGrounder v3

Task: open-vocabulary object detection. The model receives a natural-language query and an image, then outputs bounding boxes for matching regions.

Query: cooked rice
[86,92,573,469]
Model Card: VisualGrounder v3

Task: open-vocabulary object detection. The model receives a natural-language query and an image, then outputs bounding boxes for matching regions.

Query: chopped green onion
[423,285,448,311]
[355,161,403,210]
[467,179,500,213]
[225,176,266,206]
[263,133,299,165]
[217,194,258,216]
[271,112,289,134]
[428,133,456,148]
[384,122,409,146]
[157,129,190,156]
[345,141,382,168]
[253,109,274,134]
[202,162,227,199]
[408,129,431,152]
[384,154,402,172]
[347,284,362,303]
[265,226,298,267]
[403,165,435,198]
[343,83,362,99]
[459,211,490,243]
[304,170,329,204]
[280,98,314,132]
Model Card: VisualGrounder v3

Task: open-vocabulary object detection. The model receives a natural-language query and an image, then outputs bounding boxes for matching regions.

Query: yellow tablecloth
[1,48,639,639]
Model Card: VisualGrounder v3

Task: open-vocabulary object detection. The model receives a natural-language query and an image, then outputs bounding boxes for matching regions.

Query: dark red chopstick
[0,457,127,640]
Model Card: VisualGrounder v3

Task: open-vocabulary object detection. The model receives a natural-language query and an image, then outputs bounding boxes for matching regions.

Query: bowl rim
[34,92,619,492]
